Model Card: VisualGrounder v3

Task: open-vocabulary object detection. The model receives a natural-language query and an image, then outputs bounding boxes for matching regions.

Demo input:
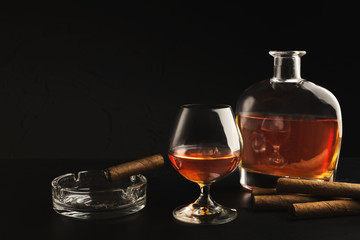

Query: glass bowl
[51,171,147,220]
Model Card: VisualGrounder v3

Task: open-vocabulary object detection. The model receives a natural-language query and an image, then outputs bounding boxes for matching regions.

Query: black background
[0,1,358,160]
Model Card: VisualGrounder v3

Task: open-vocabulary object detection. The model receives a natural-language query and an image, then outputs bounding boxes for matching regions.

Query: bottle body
[236,51,342,190]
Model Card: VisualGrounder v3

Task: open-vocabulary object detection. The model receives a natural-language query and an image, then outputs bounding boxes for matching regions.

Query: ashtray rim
[51,172,147,194]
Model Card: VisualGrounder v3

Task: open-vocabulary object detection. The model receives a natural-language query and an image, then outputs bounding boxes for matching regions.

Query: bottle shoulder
[236,79,341,119]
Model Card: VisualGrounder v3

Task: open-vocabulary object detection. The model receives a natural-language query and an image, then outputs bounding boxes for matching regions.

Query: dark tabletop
[2,157,360,240]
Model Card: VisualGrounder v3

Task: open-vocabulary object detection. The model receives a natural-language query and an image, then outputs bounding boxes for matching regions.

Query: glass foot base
[172,203,237,225]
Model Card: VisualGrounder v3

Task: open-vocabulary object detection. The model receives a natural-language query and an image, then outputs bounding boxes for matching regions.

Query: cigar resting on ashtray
[104,154,164,181]
[290,199,360,219]
[276,178,360,199]
[252,194,326,210]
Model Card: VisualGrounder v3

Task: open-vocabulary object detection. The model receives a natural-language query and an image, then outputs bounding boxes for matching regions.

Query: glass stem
[273,145,281,156]
[194,184,217,209]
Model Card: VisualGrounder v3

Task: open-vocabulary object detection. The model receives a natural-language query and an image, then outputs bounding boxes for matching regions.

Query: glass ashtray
[51,171,147,220]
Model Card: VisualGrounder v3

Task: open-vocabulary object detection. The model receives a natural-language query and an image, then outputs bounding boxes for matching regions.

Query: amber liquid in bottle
[237,114,341,183]
[169,146,241,184]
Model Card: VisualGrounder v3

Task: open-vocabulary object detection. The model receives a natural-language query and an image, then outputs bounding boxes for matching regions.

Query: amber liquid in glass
[237,114,341,181]
[169,146,241,184]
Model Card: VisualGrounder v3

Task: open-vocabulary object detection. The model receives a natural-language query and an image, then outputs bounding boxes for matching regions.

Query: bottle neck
[271,54,303,83]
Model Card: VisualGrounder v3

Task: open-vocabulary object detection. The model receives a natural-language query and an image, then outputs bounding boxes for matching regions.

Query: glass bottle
[236,51,342,190]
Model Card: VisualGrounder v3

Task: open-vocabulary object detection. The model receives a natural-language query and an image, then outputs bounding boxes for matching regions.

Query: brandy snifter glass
[168,104,243,225]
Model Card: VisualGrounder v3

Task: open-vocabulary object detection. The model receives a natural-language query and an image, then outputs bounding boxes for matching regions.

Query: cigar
[289,199,360,219]
[105,154,164,181]
[276,178,360,199]
[252,194,323,210]
[252,188,277,195]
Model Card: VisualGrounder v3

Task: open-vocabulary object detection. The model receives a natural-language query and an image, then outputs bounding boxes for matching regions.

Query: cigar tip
[152,154,165,167]
[250,194,256,208]
[288,204,296,217]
